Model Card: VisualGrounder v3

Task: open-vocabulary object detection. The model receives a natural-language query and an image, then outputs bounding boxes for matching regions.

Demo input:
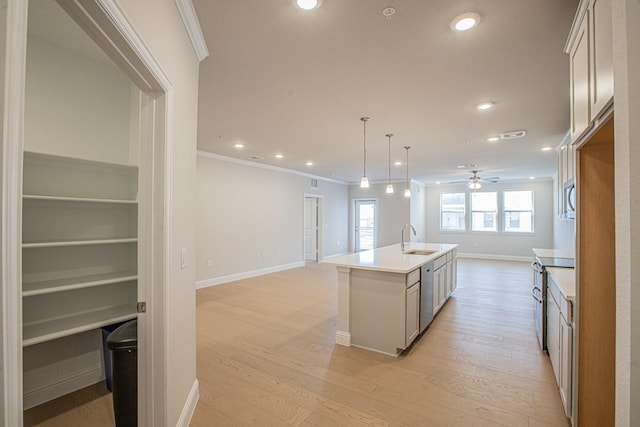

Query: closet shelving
[22,150,139,347]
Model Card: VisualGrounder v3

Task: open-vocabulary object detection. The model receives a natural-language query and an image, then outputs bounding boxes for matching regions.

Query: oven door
[531,260,547,351]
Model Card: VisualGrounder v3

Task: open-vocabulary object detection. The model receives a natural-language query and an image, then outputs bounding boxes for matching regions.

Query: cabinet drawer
[434,255,447,270]
[407,268,420,287]
[547,276,561,306]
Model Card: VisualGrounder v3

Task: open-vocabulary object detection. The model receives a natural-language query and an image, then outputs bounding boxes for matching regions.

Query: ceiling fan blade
[448,180,469,184]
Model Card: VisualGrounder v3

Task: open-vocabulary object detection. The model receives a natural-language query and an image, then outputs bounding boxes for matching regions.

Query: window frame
[439,192,467,232]
[470,191,498,233]
[502,189,535,234]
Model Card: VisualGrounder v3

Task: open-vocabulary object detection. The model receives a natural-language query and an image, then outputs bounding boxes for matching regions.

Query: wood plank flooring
[191,259,569,427]
[24,259,570,426]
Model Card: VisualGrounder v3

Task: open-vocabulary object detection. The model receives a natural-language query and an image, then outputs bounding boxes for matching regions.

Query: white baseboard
[457,252,532,263]
[335,331,351,347]
[196,261,305,289]
[23,366,104,410]
[176,379,199,427]
[322,252,351,259]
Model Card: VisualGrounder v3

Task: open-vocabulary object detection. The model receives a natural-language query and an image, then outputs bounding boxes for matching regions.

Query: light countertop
[321,243,458,274]
[532,248,575,259]
[547,267,576,301]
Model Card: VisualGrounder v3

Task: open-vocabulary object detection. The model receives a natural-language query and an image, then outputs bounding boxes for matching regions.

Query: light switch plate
[180,248,187,270]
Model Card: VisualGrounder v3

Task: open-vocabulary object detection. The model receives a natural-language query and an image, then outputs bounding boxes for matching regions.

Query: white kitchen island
[321,243,458,356]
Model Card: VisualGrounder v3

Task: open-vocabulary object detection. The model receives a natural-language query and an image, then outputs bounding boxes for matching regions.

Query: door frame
[303,194,323,262]
[0,0,172,425]
[353,198,377,252]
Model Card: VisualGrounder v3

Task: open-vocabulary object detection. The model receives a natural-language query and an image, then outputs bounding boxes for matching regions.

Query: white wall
[24,35,135,164]
[349,182,410,250]
[116,0,201,424]
[613,0,640,424]
[410,180,427,243]
[195,153,349,284]
[425,180,554,259]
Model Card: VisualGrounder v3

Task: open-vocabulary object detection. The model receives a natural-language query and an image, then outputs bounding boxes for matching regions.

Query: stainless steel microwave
[563,179,576,219]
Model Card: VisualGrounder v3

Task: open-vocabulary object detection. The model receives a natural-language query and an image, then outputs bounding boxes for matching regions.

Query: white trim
[564,0,589,53]
[197,150,348,185]
[175,379,199,427]
[335,331,351,347]
[457,252,531,262]
[23,365,104,410]
[196,261,305,289]
[322,252,351,259]
[174,0,209,61]
[1,1,28,423]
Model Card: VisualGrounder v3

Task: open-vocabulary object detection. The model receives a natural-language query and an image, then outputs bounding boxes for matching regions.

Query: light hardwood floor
[24,259,570,426]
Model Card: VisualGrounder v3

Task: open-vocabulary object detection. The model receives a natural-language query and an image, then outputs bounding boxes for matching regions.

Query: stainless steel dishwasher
[419,261,434,333]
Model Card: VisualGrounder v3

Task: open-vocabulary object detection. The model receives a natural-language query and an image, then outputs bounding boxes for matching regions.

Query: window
[440,193,465,231]
[471,192,497,232]
[504,190,534,232]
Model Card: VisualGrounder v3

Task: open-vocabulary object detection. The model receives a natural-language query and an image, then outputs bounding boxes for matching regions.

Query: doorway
[354,199,376,251]
[304,195,323,262]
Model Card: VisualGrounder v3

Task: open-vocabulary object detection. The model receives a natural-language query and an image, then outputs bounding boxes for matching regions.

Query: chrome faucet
[401,224,416,251]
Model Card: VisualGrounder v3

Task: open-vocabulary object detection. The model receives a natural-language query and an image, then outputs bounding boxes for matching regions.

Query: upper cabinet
[566,0,613,143]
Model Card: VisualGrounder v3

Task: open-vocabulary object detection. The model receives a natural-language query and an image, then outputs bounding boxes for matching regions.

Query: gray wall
[196,153,349,283]
[552,173,576,250]
[410,181,427,243]
[348,181,411,251]
[425,179,554,259]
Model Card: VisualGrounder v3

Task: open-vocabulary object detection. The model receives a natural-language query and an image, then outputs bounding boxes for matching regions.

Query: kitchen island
[321,243,458,356]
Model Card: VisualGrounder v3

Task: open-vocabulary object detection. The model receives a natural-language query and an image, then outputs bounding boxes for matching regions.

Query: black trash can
[107,319,137,427]
[101,321,126,392]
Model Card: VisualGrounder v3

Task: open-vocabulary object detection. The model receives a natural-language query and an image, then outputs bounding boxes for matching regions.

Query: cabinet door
[547,294,561,385]
[560,316,573,417]
[406,283,420,346]
[433,269,440,315]
[589,0,613,120]
[440,265,448,306]
[570,12,591,142]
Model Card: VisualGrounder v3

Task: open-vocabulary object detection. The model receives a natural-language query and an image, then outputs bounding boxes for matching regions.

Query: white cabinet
[405,281,420,345]
[349,268,421,355]
[22,152,138,346]
[433,251,456,316]
[567,0,613,143]
[547,275,573,419]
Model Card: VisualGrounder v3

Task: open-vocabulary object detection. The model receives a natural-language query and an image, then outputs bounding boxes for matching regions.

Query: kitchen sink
[403,249,437,256]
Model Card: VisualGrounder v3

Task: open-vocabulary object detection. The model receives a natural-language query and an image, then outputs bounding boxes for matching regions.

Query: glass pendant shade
[404,188,411,198]
[386,184,394,194]
[386,133,394,194]
[360,176,369,188]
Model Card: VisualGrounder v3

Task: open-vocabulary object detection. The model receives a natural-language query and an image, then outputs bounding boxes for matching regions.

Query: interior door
[354,200,376,251]
[304,197,318,261]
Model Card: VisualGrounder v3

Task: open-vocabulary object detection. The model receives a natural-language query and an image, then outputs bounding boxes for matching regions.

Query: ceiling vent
[500,130,527,140]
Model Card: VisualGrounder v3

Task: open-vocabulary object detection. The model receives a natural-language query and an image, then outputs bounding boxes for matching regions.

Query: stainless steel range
[531,256,575,351]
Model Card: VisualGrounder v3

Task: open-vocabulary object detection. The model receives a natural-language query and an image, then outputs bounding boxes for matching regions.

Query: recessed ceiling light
[530,176,535,180]
[275,154,284,159]
[475,102,495,111]
[436,181,441,185]
[541,147,553,152]
[486,136,500,143]
[295,0,321,11]
[234,143,244,149]
[305,161,313,166]
[450,12,481,32]
[394,161,402,166]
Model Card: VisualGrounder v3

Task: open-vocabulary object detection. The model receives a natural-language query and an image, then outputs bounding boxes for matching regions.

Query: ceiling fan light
[360,176,369,188]
[468,181,482,190]
[386,184,394,194]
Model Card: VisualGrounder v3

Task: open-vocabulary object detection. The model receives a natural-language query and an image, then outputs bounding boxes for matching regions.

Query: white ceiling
[194,0,578,185]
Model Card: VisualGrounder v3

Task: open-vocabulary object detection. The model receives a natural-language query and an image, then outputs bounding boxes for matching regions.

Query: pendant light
[385,134,394,194]
[360,117,370,188]
[404,146,411,198]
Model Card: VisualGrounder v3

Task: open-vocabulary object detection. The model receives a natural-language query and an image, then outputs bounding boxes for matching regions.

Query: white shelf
[22,238,137,248]
[23,305,137,347]
[23,272,138,297]
[23,194,137,204]
[24,150,138,170]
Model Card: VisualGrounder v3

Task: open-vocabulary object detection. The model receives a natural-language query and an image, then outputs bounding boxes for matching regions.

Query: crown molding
[175,0,209,61]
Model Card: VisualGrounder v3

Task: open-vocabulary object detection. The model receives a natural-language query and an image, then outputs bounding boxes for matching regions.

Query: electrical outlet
[180,248,187,269]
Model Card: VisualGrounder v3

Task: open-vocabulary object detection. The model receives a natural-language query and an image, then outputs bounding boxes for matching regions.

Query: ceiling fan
[450,170,500,190]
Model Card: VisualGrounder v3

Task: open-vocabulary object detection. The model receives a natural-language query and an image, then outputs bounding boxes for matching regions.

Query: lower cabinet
[433,251,457,315]
[547,275,573,419]
[405,281,420,345]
